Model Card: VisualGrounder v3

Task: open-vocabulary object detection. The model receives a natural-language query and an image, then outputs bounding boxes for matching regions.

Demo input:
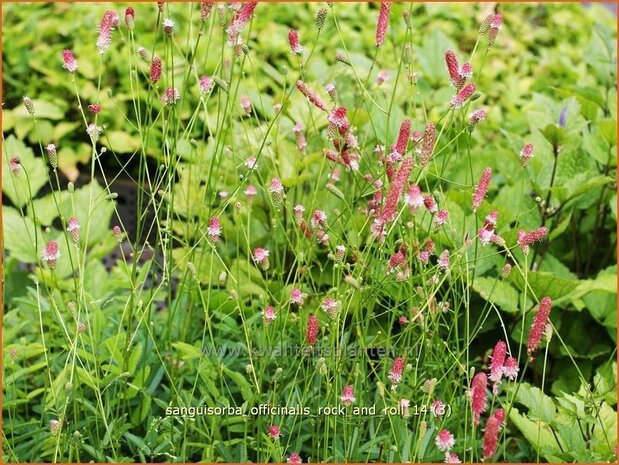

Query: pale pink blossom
[435,429,455,452]
[340,385,356,406]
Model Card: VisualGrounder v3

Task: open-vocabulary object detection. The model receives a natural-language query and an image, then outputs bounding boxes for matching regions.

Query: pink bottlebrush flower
[431,400,445,418]
[253,247,270,270]
[478,210,499,245]
[405,184,424,209]
[501,263,512,278]
[67,217,80,243]
[226,2,257,46]
[112,225,122,242]
[444,50,464,88]
[527,296,552,359]
[62,50,78,73]
[519,143,534,166]
[328,106,350,134]
[245,184,257,199]
[46,144,57,169]
[23,96,35,115]
[150,56,162,84]
[263,305,277,325]
[437,250,450,270]
[423,195,438,214]
[125,7,135,30]
[96,10,120,54]
[268,424,281,440]
[517,226,548,254]
[504,356,519,381]
[470,372,488,425]
[321,298,339,319]
[42,240,61,269]
[420,122,436,166]
[387,247,406,273]
[459,62,473,79]
[472,167,492,211]
[207,217,221,242]
[200,2,213,21]
[418,250,430,265]
[290,288,305,305]
[381,157,413,223]
[450,83,476,109]
[293,204,305,225]
[245,157,258,170]
[376,70,389,85]
[489,340,507,384]
[293,123,307,152]
[9,156,21,174]
[444,452,461,464]
[435,429,455,452]
[161,87,180,106]
[468,108,487,125]
[482,410,503,459]
[311,210,328,229]
[341,385,356,406]
[287,453,302,464]
[88,103,101,114]
[163,18,175,36]
[434,209,448,227]
[487,14,502,45]
[269,177,284,207]
[306,315,319,346]
[375,2,391,48]
[493,408,505,424]
[395,118,411,156]
[199,76,213,95]
[288,29,303,55]
[388,356,405,385]
[240,96,252,114]
[296,80,328,112]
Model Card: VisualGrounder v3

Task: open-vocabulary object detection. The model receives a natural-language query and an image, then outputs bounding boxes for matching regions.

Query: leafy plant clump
[2,2,617,463]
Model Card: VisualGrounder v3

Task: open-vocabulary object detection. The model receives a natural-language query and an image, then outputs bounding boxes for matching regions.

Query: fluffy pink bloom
[478,210,499,245]
[420,122,436,166]
[375,2,391,47]
[199,76,213,95]
[207,217,221,242]
[321,298,339,319]
[468,108,487,125]
[423,195,437,214]
[226,2,257,46]
[290,288,304,305]
[62,50,78,73]
[473,167,492,211]
[340,385,356,406]
[296,80,328,112]
[435,429,455,452]
[381,157,413,223]
[268,424,281,439]
[387,247,406,273]
[450,83,476,109]
[288,29,303,55]
[459,62,473,79]
[96,10,120,54]
[263,305,277,325]
[67,217,80,243]
[112,225,122,242]
[42,240,61,269]
[253,247,270,266]
[125,7,135,29]
[438,250,450,270]
[517,227,548,254]
[311,210,328,229]
[482,409,504,459]
[418,250,430,265]
[434,209,448,227]
[306,315,319,346]
[395,118,411,156]
[470,372,488,425]
[328,106,350,134]
[161,87,180,106]
[240,96,252,114]
[519,143,534,166]
[287,453,302,464]
[88,103,101,114]
[9,156,21,174]
[405,184,424,209]
[444,452,461,463]
[503,356,519,380]
[527,296,552,359]
[388,356,405,384]
[489,340,507,383]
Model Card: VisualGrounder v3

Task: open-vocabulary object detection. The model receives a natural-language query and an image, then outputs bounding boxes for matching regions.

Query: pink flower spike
[482,411,503,459]
[459,62,473,79]
[517,226,548,254]
[296,80,328,112]
[405,184,424,209]
[444,50,463,88]
[97,10,120,54]
[161,87,180,106]
[62,50,78,73]
[489,340,507,384]
[423,195,437,214]
[340,385,356,406]
[268,424,281,440]
[503,356,519,381]
[88,103,101,114]
[435,429,455,452]
[290,288,305,306]
[519,143,534,166]
[395,118,411,155]
[381,157,413,223]
[321,298,339,319]
[288,29,303,55]
[444,452,461,464]
[311,210,328,229]
[527,296,552,359]
[287,453,302,464]
[226,2,257,46]
[306,315,319,346]
[434,209,448,227]
[263,305,277,325]
[199,76,213,95]
[253,247,270,270]
[470,372,488,425]
[468,108,487,125]
[269,177,284,207]
[42,240,61,269]
[200,2,213,22]
[151,56,162,84]
[437,250,450,270]
[388,356,405,385]
[125,7,135,30]
[450,83,476,109]
[472,167,492,211]
[67,217,81,243]
[112,225,122,242]
[375,2,391,48]
[207,217,221,242]
[420,122,436,166]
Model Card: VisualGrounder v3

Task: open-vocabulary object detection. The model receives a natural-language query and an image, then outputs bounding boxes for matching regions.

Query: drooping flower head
[62,50,78,73]
[226,2,257,46]
[9,156,21,175]
[296,80,328,112]
[340,385,356,406]
[472,167,492,211]
[450,83,476,109]
[97,10,120,54]
[527,296,552,359]
[375,2,391,48]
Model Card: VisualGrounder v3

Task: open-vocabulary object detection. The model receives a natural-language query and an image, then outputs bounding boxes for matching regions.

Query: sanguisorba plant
[2,2,616,463]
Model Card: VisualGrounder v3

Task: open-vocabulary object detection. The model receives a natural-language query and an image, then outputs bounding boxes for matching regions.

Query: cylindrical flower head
[482,413,502,459]
[472,167,492,211]
[263,306,277,325]
[381,157,413,223]
[340,385,356,406]
[503,356,519,380]
[112,225,122,243]
[207,216,221,242]
[316,8,327,30]
[519,143,534,166]
[125,7,135,30]
[488,14,502,45]
[97,11,120,54]
[420,122,436,166]
[46,144,58,169]
[200,2,213,22]
[388,356,405,384]
[88,103,101,114]
[395,118,411,155]
[150,56,162,84]
[161,87,180,106]
[67,217,80,243]
[444,50,463,88]
[296,80,328,112]
[42,240,61,269]
[269,177,284,208]
[199,75,213,95]
[468,108,487,125]
[517,226,548,254]
[253,247,270,271]
[489,340,506,383]
[23,96,35,115]
[375,2,391,48]
[527,296,552,359]
[62,50,78,73]
[288,29,303,55]
[163,18,175,36]
[268,424,281,439]
[287,452,302,464]
[306,315,319,346]
[470,372,488,425]
[450,83,476,109]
